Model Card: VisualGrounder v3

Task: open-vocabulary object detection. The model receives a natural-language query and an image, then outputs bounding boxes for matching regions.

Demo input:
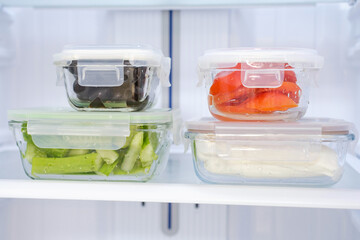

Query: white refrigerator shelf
[0,147,359,209]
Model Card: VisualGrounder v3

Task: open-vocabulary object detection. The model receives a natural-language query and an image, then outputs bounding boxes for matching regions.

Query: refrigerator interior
[0,1,360,239]
[0,199,360,240]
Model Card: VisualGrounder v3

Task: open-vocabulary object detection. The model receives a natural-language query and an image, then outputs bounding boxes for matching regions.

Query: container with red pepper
[198,48,324,121]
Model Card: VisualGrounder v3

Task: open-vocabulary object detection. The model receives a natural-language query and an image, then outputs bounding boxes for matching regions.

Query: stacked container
[9,45,177,182]
[53,45,171,111]
[185,48,357,186]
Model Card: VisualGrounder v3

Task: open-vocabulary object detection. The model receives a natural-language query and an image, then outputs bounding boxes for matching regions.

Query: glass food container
[8,108,179,182]
[198,48,324,121]
[54,45,171,111]
[185,118,357,186]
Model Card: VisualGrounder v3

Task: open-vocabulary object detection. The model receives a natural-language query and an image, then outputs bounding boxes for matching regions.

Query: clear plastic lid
[53,44,169,66]
[184,118,358,156]
[198,48,324,70]
[8,108,179,150]
[186,117,356,137]
[9,108,174,123]
[53,44,171,87]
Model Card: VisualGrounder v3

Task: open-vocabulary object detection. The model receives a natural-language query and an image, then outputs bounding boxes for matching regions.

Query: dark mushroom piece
[66,59,154,110]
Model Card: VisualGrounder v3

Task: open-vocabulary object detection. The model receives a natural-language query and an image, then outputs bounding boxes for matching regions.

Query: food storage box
[198,48,324,121]
[8,108,179,182]
[185,118,357,186]
[54,45,171,112]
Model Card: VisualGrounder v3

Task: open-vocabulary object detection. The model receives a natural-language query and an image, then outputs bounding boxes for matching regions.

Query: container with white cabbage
[185,118,357,186]
[8,108,177,182]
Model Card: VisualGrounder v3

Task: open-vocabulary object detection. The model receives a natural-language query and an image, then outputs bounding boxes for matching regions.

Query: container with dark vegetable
[54,45,171,111]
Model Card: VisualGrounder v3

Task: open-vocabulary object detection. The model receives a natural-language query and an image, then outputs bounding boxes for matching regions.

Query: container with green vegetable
[8,108,177,181]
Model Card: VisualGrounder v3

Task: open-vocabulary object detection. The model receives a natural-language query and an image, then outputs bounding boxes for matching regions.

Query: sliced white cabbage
[194,137,341,179]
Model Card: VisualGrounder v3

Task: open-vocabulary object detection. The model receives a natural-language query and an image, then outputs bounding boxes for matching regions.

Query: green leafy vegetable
[113,159,149,175]
[121,132,144,172]
[68,149,89,157]
[24,140,47,163]
[32,153,101,175]
[123,125,137,148]
[140,139,158,168]
[96,150,119,164]
[97,159,119,176]
[42,148,69,158]
[20,122,160,177]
